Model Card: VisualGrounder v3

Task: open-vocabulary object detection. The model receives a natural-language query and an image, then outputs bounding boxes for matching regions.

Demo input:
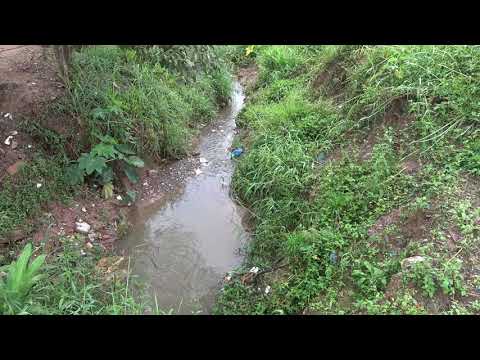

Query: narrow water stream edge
[118,80,249,314]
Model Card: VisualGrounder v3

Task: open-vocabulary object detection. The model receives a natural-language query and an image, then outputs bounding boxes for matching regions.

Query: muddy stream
[118,81,249,314]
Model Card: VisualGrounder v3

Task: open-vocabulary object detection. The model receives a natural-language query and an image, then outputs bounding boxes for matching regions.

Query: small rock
[80,249,86,256]
[116,195,122,201]
[86,242,93,249]
[4,113,10,118]
[199,157,208,164]
[195,169,203,176]
[401,256,426,270]
[81,207,87,213]
[27,144,32,149]
[265,285,271,295]
[211,129,216,133]
[9,131,18,136]
[36,183,42,188]
[75,221,91,234]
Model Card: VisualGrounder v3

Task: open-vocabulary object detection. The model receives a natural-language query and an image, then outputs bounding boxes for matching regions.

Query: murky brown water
[118,81,248,314]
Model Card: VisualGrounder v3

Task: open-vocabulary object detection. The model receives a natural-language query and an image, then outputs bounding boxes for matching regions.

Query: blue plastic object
[329,251,337,264]
[231,147,244,159]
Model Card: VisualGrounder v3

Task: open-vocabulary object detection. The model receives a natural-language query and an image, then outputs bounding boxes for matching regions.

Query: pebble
[401,256,426,270]
[75,221,91,234]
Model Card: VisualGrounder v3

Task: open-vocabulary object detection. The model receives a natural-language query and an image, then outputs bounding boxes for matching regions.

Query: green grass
[1,45,234,315]
[0,155,75,240]
[59,46,233,160]
[0,239,157,315]
[215,45,480,315]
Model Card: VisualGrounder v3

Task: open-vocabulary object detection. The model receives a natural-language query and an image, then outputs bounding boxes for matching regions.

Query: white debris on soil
[75,221,91,234]
[36,183,42,188]
[199,157,208,165]
[86,242,93,249]
[80,249,86,256]
[401,256,426,270]
[195,169,203,176]
[9,130,18,136]
[81,207,87,213]
[116,195,122,201]
[4,135,13,145]
[249,266,260,274]
[88,233,96,242]
[265,286,271,295]
[224,274,232,282]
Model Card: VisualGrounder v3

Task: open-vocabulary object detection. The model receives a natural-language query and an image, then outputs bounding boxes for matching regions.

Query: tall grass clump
[61,45,232,160]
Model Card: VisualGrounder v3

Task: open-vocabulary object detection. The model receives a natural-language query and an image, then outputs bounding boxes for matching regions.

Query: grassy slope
[0,46,232,314]
[215,45,480,315]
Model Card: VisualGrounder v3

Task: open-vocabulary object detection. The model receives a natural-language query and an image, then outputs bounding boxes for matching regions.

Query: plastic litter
[315,152,327,165]
[249,266,260,274]
[230,147,244,159]
[329,251,337,264]
[4,136,13,145]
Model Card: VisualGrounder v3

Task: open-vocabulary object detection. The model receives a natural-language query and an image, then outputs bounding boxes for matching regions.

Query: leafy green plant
[65,135,144,198]
[406,258,466,298]
[0,243,46,314]
[352,260,388,296]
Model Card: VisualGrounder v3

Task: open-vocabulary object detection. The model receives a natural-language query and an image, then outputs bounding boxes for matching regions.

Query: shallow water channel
[118,81,249,314]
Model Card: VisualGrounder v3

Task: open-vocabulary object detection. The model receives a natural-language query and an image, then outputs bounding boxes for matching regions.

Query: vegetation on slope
[216,45,480,315]
[0,45,232,314]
